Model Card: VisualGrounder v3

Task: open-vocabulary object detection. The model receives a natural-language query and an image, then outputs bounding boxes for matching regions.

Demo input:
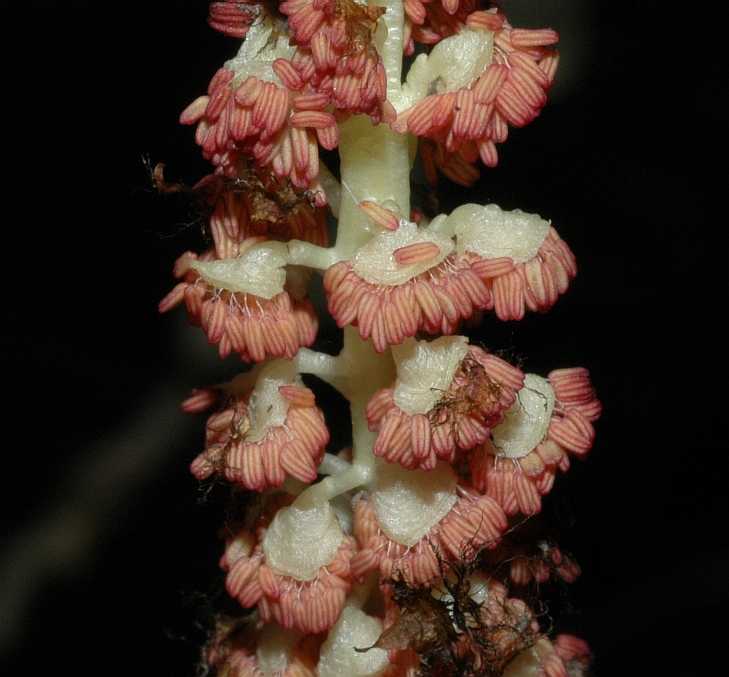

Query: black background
[1,1,724,675]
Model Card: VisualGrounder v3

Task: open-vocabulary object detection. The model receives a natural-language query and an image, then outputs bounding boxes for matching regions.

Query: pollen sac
[394,8,559,183]
[507,541,582,587]
[471,369,601,516]
[554,634,593,677]
[158,242,318,363]
[190,363,330,491]
[323,222,493,351]
[222,498,358,634]
[502,637,571,677]
[207,0,262,39]
[405,0,483,49]
[366,336,524,471]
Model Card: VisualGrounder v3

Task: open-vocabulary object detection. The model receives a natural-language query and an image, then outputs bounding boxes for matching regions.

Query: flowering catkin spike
[169,2,597,670]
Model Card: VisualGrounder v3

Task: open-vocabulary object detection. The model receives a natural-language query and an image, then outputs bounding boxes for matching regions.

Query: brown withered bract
[357,584,456,656]
[427,353,503,446]
[335,0,385,52]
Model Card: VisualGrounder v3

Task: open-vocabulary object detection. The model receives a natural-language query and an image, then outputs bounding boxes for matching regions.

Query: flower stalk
[161,2,601,674]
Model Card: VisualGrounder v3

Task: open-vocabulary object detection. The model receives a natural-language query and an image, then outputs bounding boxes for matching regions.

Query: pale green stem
[294,328,395,507]
[295,5,409,507]
[335,2,410,257]
[318,453,352,476]
[286,240,340,270]
[318,163,342,218]
[295,348,349,393]
[373,0,404,102]
[335,119,412,257]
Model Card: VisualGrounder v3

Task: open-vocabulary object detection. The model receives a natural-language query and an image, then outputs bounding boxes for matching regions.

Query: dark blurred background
[1,1,724,675]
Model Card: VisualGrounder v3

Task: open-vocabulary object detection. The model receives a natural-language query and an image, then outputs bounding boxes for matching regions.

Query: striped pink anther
[180,66,338,189]
[279,0,392,121]
[207,1,261,39]
[359,201,401,230]
[393,241,441,266]
[509,544,581,586]
[323,256,493,351]
[554,634,592,676]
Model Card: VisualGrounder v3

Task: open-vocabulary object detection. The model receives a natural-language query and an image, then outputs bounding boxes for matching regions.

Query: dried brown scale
[377,568,544,677]
[334,0,385,52]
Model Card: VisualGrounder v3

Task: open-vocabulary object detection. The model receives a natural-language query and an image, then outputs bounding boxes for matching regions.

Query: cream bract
[492,374,555,459]
[452,203,550,264]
